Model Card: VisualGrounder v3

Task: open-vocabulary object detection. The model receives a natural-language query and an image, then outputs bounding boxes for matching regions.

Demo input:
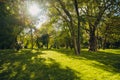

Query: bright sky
[28,1,48,28]
[29,4,40,16]
[36,15,48,28]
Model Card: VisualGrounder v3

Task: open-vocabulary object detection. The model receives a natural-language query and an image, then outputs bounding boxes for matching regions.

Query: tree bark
[103,37,106,50]
[89,28,97,51]
[70,21,79,55]
[30,27,33,49]
[74,0,81,54]
[72,36,79,55]
[102,25,110,50]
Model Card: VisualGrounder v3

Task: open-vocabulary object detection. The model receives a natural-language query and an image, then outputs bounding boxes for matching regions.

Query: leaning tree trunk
[70,21,79,55]
[74,0,81,54]
[89,29,97,51]
[69,22,79,55]
[72,35,79,55]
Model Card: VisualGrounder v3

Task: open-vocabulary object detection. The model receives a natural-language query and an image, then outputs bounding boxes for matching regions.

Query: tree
[101,16,120,49]
[73,0,81,53]
[44,0,83,54]
[0,1,25,49]
[81,0,119,51]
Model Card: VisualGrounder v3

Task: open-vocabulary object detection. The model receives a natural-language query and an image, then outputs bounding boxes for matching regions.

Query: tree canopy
[0,0,120,53]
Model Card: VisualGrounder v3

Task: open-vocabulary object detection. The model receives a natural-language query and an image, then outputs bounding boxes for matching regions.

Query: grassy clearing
[0,49,120,80]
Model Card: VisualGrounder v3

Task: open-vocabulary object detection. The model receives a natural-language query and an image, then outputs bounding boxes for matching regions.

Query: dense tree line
[0,1,24,49]
[0,0,120,54]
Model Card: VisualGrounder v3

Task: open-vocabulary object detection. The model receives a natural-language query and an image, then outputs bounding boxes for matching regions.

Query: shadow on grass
[0,49,80,80]
[54,49,120,73]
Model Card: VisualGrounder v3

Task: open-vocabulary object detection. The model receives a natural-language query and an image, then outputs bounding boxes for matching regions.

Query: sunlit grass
[0,49,120,80]
[42,49,120,80]
[100,49,120,54]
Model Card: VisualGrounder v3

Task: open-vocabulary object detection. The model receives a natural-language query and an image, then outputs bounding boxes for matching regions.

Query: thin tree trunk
[73,37,79,55]
[30,27,33,49]
[70,22,79,55]
[102,25,110,50]
[77,20,81,54]
[47,42,48,49]
[103,37,106,50]
[74,0,81,54]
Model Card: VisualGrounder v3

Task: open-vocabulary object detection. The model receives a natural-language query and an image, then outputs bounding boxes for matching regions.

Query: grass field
[0,49,120,80]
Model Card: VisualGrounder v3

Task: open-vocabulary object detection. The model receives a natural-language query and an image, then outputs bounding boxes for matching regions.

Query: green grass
[0,49,120,80]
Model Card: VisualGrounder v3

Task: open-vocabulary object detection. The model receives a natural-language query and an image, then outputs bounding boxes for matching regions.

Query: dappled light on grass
[100,49,120,54]
[0,49,120,80]
[45,49,120,80]
[0,49,79,80]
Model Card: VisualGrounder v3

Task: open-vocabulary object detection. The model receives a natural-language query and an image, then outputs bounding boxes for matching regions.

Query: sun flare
[27,2,48,28]
[29,4,40,16]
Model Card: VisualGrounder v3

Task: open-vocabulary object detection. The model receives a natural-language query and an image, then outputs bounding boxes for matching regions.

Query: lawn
[0,49,120,80]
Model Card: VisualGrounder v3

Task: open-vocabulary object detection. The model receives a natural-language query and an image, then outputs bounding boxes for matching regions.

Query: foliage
[0,1,26,49]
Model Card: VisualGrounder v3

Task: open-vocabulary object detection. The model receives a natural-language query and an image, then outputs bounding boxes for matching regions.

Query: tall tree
[82,0,119,51]
[73,0,81,54]
[0,1,25,49]
[56,0,80,54]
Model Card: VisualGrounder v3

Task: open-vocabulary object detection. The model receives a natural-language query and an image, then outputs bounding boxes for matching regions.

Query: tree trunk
[103,37,106,50]
[102,25,110,50]
[70,21,79,55]
[46,42,48,49]
[89,29,97,51]
[30,27,33,49]
[77,20,81,54]
[74,0,81,54]
[57,0,79,55]
[72,35,79,55]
